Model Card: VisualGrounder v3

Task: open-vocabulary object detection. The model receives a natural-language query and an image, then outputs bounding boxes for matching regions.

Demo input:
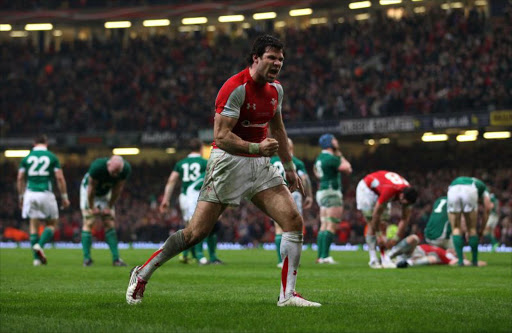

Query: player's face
[254,47,284,82]
[398,193,409,205]
[332,137,339,149]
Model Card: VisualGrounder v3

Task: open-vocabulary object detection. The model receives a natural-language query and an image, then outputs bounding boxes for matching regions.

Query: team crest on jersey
[246,103,256,111]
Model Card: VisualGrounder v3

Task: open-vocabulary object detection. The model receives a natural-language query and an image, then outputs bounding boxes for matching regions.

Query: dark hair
[34,134,48,145]
[247,34,284,65]
[402,187,418,204]
[189,138,203,152]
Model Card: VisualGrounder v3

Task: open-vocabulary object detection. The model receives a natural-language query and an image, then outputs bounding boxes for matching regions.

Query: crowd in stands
[2,141,511,246]
[1,6,511,136]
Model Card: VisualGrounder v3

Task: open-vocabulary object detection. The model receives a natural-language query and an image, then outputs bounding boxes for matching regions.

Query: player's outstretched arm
[55,169,70,209]
[160,171,180,213]
[214,113,278,156]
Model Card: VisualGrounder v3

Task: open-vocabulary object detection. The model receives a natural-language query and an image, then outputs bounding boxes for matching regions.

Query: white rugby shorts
[447,184,478,213]
[22,190,59,219]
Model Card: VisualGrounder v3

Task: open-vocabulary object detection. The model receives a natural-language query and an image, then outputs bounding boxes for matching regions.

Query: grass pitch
[1,247,511,333]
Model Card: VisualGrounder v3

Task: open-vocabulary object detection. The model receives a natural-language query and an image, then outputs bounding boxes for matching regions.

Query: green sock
[105,229,120,261]
[30,233,39,260]
[487,233,498,246]
[275,234,282,263]
[317,231,325,259]
[468,235,479,265]
[206,233,218,261]
[452,235,464,266]
[81,231,92,260]
[324,231,335,258]
[182,249,189,258]
[39,227,54,248]
[194,241,205,260]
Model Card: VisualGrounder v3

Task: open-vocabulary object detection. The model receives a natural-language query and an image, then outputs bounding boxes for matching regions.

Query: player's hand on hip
[259,138,279,156]
[159,202,169,214]
[61,199,70,209]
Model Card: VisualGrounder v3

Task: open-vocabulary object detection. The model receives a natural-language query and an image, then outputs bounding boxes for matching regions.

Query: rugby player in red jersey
[356,170,418,268]
[126,35,320,307]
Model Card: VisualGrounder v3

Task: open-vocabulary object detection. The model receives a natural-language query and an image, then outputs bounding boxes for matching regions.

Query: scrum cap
[319,134,334,149]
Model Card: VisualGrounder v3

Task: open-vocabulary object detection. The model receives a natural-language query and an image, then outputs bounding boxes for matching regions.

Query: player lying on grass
[386,235,487,268]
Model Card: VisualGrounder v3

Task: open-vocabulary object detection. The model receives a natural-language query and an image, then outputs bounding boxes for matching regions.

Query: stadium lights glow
[0,24,12,31]
[53,30,62,37]
[105,21,131,29]
[165,148,176,154]
[441,2,463,10]
[218,15,244,23]
[365,139,376,146]
[379,138,391,144]
[143,19,170,27]
[414,6,426,13]
[464,130,479,136]
[275,21,286,28]
[289,8,313,17]
[112,148,140,155]
[253,12,277,20]
[349,1,372,10]
[380,0,402,5]
[10,31,28,37]
[25,23,53,31]
[4,150,30,158]
[338,18,345,23]
[310,17,328,25]
[412,0,423,2]
[207,25,216,32]
[355,13,370,20]
[483,131,511,139]
[475,0,487,6]
[242,22,251,29]
[421,133,448,142]
[456,134,477,142]
[182,17,207,25]
[178,25,200,32]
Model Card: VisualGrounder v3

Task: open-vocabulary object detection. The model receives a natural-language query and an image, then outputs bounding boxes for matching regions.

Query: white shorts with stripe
[79,183,115,216]
[198,149,285,206]
[447,184,478,213]
[22,190,59,219]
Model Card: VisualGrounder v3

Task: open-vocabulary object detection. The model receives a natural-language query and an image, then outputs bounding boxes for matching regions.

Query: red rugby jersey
[418,244,452,264]
[363,170,410,204]
[213,67,283,156]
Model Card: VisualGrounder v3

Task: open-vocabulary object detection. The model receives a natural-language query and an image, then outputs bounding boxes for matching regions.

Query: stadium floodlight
[379,138,391,144]
[143,19,170,27]
[112,148,140,155]
[10,31,28,37]
[218,15,244,23]
[380,0,402,5]
[165,148,176,154]
[0,24,12,31]
[456,134,477,142]
[483,131,511,139]
[4,150,30,158]
[365,139,376,146]
[349,1,372,10]
[412,0,423,2]
[355,13,370,20]
[464,130,479,136]
[289,8,313,17]
[25,23,53,31]
[275,21,286,28]
[421,133,448,142]
[475,0,487,6]
[242,22,251,29]
[207,25,216,31]
[182,17,207,25]
[253,12,277,20]
[105,21,131,29]
[441,2,463,10]
[53,30,62,36]
[414,6,426,13]
[310,17,328,25]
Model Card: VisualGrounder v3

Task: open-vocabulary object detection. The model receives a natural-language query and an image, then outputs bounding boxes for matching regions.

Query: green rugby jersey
[450,176,489,199]
[314,151,342,191]
[270,155,307,185]
[82,157,131,196]
[19,147,61,192]
[424,196,451,240]
[174,153,207,194]
[490,193,499,215]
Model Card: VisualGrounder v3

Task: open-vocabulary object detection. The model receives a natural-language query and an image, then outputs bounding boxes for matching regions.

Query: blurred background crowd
[2,6,511,136]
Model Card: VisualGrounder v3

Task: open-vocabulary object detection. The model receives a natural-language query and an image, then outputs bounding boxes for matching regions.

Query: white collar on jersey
[321,149,333,155]
[188,152,201,157]
[33,146,48,151]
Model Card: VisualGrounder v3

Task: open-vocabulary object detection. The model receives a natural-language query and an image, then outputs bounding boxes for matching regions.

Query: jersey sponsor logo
[241,120,268,128]
[246,103,256,111]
